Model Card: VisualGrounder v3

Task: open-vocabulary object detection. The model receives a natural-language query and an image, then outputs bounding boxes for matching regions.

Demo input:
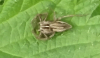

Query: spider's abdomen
[50,21,72,32]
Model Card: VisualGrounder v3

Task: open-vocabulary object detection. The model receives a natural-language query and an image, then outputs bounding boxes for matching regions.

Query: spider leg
[38,14,42,22]
[58,14,86,20]
[42,32,48,39]
[38,13,48,21]
[43,13,48,21]
[39,32,42,37]
[53,11,57,21]
[47,8,56,21]
[40,30,49,39]
[49,32,55,38]
[58,15,76,20]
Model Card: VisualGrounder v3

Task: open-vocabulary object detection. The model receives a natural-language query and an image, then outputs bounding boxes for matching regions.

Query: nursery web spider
[32,11,84,40]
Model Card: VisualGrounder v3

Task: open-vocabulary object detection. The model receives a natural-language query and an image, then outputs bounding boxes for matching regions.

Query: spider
[32,11,84,40]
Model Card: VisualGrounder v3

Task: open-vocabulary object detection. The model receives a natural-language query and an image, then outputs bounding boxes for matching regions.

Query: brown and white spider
[32,11,84,40]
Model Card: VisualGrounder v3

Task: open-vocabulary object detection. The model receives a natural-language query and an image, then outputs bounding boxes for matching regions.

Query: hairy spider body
[39,21,72,33]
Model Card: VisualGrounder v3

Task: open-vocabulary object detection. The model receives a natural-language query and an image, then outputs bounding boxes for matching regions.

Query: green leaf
[0,0,100,58]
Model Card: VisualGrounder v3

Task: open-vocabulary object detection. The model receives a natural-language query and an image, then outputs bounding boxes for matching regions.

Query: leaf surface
[0,0,100,58]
